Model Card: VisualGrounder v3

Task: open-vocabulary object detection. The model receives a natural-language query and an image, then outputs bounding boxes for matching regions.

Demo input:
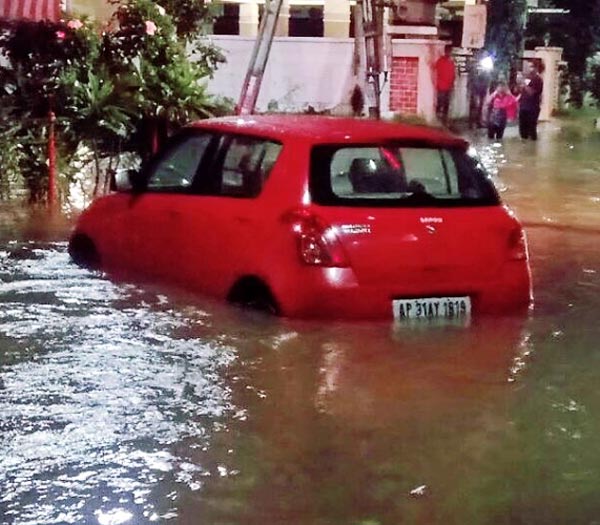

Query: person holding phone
[518,62,544,140]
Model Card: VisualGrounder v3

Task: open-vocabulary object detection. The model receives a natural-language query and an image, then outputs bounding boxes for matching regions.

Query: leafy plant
[485,0,527,81]
[0,0,228,203]
[524,0,600,107]
[0,118,25,200]
[159,0,214,40]
[586,53,600,107]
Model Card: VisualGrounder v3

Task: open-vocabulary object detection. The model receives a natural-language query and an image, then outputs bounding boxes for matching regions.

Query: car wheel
[68,234,101,270]
[227,277,280,315]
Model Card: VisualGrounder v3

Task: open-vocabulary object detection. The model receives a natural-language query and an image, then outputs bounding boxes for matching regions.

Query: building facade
[65,0,561,122]
[201,0,449,120]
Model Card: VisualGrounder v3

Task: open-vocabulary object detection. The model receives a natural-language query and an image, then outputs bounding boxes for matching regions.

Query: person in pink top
[486,81,518,140]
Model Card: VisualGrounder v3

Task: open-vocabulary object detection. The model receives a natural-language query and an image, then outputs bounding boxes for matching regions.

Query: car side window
[217,136,282,197]
[146,133,212,190]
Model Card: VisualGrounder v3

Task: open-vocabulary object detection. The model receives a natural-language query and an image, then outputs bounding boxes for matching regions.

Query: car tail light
[508,227,529,261]
[283,209,349,267]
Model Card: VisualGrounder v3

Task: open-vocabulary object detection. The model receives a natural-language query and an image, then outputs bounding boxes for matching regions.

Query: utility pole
[354,0,388,119]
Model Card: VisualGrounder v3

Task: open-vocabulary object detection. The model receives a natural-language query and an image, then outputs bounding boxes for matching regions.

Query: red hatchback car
[69,115,532,320]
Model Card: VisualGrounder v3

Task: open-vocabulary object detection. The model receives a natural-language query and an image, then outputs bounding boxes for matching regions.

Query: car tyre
[68,234,101,270]
[227,277,280,315]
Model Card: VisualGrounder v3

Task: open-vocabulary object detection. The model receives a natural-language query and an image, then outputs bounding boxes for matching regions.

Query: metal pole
[47,109,57,208]
[359,0,385,119]
[237,0,284,115]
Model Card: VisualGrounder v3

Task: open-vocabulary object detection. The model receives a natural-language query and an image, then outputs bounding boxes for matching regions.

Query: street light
[479,55,494,72]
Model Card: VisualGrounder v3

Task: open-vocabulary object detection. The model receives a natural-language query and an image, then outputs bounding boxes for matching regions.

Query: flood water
[1,121,599,525]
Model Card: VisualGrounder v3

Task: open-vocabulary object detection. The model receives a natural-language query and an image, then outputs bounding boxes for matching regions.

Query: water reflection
[0,241,535,524]
[176,313,533,525]
[314,317,532,420]
[472,123,600,233]
[0,245,237,524]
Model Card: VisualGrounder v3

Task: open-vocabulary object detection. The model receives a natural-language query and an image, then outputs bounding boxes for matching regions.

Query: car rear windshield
[310,143,500,207]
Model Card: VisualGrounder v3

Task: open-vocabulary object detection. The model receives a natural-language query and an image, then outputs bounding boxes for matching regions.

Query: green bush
[0,0,228,203]
[587,53,600,107]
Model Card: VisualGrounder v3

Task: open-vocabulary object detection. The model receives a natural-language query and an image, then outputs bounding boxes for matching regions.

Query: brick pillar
[390,56,419,114]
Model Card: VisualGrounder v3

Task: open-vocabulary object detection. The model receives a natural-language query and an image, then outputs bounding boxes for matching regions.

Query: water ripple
[0,244,237,525]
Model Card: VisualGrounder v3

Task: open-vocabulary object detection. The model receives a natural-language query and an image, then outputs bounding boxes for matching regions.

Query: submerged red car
[69,115,532,320]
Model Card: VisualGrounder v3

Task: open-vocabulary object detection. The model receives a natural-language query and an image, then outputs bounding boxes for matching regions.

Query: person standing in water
[486,81,518,140]
[518,62,544,140]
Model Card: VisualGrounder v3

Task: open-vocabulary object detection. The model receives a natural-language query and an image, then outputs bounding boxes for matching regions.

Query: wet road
[1,121,599,525]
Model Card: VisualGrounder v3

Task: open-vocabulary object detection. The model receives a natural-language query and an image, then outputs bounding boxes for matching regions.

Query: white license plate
[392,296,471,320]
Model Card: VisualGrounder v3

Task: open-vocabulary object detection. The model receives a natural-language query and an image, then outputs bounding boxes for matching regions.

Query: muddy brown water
[1,122,599,525]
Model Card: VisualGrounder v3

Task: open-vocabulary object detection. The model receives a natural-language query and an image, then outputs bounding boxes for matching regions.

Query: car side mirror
[128,169,147,193]
[109,169,145,193]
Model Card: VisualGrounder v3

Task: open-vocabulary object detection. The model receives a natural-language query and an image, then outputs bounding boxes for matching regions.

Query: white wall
[200,35,357,114]
[200,35,465,123]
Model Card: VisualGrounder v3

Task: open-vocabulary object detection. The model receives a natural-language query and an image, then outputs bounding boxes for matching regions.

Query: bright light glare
[323,226,339,242]
[467,146,479,158]
[480,56,494,72]
[97,509,133,525]
[324,267,346,285]
[302,188,311,206]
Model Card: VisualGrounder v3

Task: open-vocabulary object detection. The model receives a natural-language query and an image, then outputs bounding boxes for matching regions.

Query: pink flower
[145,20,157,35]
[56,30,66,40]
[67,19,83,30]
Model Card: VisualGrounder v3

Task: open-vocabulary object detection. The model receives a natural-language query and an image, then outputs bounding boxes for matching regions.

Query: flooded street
[1,122,600,525]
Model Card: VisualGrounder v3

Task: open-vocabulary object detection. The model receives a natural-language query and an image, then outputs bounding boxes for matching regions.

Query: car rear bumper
[273,261,532,320]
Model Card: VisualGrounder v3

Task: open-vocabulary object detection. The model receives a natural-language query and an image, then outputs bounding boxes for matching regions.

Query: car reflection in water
[316,317,532,422]
[176,312,532,524]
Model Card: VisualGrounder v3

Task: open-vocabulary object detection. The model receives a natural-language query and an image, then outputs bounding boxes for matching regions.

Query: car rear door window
[146,133,213,190]
[311,144,499,207]
[216,136,282,197]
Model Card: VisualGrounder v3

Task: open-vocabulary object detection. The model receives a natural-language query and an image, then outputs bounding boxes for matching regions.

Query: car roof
[188,115,468,148]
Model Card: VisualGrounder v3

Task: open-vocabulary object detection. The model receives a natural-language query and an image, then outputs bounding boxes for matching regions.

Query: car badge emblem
[340,224,372,234]
[425,224,436,234]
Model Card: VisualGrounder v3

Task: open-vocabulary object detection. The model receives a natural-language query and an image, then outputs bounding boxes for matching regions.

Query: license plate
[392,296,471,321]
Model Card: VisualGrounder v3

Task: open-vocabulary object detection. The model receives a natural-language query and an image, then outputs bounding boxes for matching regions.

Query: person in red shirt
[434,45,456,126]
